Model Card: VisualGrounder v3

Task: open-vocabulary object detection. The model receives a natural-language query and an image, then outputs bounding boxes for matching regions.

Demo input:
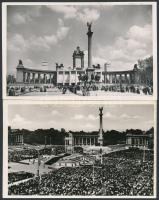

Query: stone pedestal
[86,68,95,82]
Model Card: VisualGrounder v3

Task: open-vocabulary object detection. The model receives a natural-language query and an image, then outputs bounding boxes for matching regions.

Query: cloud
[46,5,77,19]
[10,6,41,25]
[120,113,131,119]
[127,24,152,43]
[11,114,31,127]
[95,24,152,71]
[8,19,70,52]
[78,8,100,23]
[72,113,98,121]
[146,120,154,126]
[87,114,98,121]
[25,59,34,68]
[46,5,100,23]
[103,112,115,119]
[84,123,95,129]
[72,114,84,120]
[8,34,27,52]
[92,56,107,67]
[120,113,141,120]
[12,13,29,25]
[30,18,69,50]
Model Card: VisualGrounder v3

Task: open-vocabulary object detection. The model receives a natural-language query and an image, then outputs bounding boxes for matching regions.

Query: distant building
[126,131,153,149]
[65,107,103,148]
[8,126,24,146]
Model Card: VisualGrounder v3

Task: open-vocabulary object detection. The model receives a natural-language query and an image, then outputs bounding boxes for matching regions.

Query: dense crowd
[100,85,153,95]
[7,84,153,96]
[8,172,34,184]
[8,146,66,162]
[8,149,154,196]
[8,149,38,162]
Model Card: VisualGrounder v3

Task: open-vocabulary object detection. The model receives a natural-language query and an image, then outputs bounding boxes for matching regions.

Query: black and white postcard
[3,101,156,198]
[1,2,157,199]
[2,2,157,100]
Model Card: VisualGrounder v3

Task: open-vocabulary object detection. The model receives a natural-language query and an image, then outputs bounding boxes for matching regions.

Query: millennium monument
[65,107,103,147]
[14,23,145,87]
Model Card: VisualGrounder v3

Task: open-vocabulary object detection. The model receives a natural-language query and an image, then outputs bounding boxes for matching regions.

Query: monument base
[98,138,103,146]
[86,68,95,81]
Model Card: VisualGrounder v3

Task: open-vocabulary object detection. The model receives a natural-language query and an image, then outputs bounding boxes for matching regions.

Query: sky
[8,104,154,132]
[6,4,153,75]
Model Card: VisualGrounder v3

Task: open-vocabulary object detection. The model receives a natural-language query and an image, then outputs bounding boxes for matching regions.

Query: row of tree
[9,127,153,146]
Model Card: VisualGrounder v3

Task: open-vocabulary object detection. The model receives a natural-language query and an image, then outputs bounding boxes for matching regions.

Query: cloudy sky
[8,104,154,131]
[7,4,152,75]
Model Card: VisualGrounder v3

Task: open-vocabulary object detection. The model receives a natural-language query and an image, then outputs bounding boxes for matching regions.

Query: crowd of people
[8,146,66,162]
[8,149,38,162]
[8,149,154,196]
[8,172,34,184]
[7,83,153,96]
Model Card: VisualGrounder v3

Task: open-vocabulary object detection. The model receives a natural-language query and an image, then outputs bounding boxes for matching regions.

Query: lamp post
[37,149,40,177]
[143,132,146,162]
[45,136,47,148]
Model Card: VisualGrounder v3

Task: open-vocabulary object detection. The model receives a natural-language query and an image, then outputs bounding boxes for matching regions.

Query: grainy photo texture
[5,103,156,197]
[4,3,156,98]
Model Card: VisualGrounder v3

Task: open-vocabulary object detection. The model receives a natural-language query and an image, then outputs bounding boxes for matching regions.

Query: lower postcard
[3,100,157,198]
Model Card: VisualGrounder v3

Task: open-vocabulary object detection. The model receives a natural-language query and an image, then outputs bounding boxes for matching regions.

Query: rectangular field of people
[3,101,157,198]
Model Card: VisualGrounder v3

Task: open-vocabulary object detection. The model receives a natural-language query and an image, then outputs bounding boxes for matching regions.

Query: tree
[7,74,16,84]
[138,56,153,86]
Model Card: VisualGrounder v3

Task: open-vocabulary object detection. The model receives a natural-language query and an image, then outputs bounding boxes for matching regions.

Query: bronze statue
[19,60,23,65]
[99,107,103,114]
[87,22,92,32]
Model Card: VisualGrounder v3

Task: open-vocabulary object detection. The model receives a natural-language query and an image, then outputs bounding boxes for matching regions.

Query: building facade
[126,132,153,149]
[65,107,103,147]
[8,126,24,146]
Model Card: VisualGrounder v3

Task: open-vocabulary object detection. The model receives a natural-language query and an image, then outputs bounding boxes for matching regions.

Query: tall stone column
[108,74,111,84]
[119,74,122,84]
[73,56,76,69]
[87,22,93,68]
[44,74,46,84]
[38,73,40,84]
[23,72,26,83]
[28,72,30,84]
[115,74,117,84]
[81,57,84,69]
[98,107,103,146]
[50,74,52,84]
[69,71,71,86]
[33,73,35,84]
[63,71,65,85]
[110,74,112,84]
[125,74,127,84]
[75,71,77,85]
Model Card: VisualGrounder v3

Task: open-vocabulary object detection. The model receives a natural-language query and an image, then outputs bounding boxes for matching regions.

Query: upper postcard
[2,2,157,100]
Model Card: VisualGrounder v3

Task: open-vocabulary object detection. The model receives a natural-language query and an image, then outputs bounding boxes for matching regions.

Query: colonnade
[104,72,135,84]
[57,70,83,85]
[73,137,98,146]
[9,134,24,145]
[126,136,149,147]
[23,71,55,84]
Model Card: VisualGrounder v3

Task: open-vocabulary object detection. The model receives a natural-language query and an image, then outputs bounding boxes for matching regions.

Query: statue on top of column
[99,107,103,115]
[19,59,23,65]
[87,22,92,32]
